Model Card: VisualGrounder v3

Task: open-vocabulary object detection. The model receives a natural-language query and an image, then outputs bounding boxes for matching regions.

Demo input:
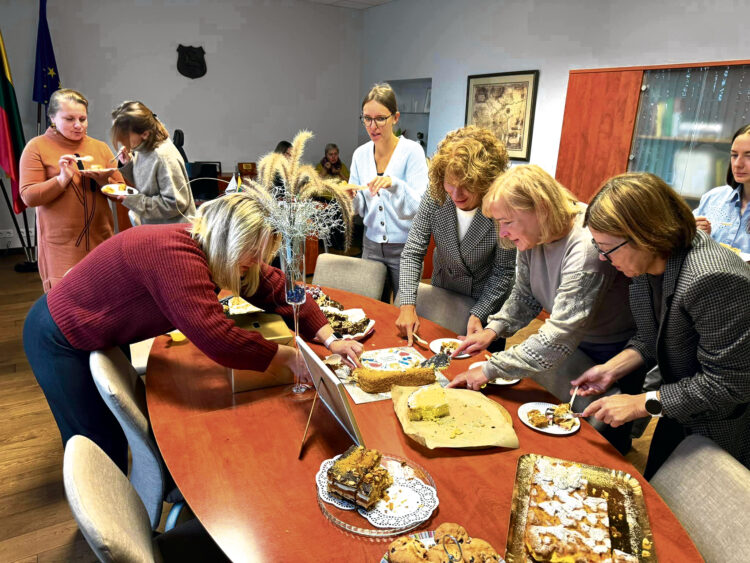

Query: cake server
[420,352,451,370]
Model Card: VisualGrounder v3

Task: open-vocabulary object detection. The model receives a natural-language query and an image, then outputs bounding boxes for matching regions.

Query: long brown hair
[110,101,169,152]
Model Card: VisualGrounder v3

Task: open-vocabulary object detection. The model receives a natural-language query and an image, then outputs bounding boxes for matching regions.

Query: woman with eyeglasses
[447,165,638,454]
[693,123,750,255]
[348,83,428,301]
[571,172,750,477]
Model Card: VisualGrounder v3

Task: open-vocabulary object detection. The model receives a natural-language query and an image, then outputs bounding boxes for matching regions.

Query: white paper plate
[316,455,439,529]
[468,361,521,385]
[101,183,137,196]
[517,401,580,435]
[429,337,469,359]
[321,306,375,340]
[83,166,118,174]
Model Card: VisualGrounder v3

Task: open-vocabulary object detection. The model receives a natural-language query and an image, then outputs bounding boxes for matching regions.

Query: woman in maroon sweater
[23,193,361,472]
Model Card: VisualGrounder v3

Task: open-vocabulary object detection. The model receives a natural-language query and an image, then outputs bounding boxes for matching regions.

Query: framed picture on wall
[465,70,539,161]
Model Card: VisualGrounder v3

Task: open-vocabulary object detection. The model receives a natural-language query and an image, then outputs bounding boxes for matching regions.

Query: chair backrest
[650,433,750,562]
[396,282,475,335]
[63,435,163,563]
[312,254,388,301]
[172,129,188,163]
[90,348,166,530]
[187,161,222,201]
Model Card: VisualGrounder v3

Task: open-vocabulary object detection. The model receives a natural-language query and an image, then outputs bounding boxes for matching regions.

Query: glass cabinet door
[628,64,750,207]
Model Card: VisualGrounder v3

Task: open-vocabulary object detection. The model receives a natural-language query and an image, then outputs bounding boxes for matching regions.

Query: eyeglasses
[360,114,392,128]
[591,238,628,262]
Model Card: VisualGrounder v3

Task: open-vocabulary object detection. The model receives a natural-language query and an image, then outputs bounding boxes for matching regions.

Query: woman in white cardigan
[348,83,428,300]
[108,101,195,226]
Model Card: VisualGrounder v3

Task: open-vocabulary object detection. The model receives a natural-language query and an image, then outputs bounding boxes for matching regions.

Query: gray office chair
[396,282,476,336]
[90,348,184,530]
[312,254,388,301]
[650,434,750,562]
[63,435,228,563]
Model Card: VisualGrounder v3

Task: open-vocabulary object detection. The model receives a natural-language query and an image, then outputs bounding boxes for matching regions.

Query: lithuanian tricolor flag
[0,30,27,214]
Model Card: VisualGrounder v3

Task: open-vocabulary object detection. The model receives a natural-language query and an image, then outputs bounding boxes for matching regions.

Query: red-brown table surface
[146,288,701,562]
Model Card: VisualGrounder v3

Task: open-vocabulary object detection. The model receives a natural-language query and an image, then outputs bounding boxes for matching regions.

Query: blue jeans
[23,295,128,473]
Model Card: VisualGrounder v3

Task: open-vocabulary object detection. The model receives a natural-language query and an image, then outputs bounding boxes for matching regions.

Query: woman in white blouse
[348,83,428,300]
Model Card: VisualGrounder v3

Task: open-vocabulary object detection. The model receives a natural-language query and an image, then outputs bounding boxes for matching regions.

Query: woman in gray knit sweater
[448,165,639,453]
[109,101,196,225]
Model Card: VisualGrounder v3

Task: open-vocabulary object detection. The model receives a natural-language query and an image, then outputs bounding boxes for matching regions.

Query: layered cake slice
[407,384,450,421]
[326,445,392,510]
[355,367,436,393]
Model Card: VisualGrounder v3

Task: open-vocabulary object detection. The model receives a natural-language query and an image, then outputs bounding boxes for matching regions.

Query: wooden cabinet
[556,60,750,204]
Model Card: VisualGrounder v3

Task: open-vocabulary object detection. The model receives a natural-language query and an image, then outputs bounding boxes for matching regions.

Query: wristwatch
[645,391,663,418]
[323,333,340,350]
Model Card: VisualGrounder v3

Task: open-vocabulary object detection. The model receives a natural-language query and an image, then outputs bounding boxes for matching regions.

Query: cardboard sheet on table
[391,386,519,450]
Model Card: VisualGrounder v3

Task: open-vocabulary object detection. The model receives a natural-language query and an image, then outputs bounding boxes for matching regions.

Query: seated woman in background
[573,172,750,478]
[693,123,750,254]
[107,100,195,225]
[19,88,121,292]
[315,143,350,182]
[396,126,515,350]
[23,193,362,473]
[447,165,638,454]
[348,83,429,301]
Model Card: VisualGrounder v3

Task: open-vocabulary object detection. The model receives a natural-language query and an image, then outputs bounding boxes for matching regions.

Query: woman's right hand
[396,305,420,346]
[453,328,496,357]
[57,154,77,187]
[117,147,132,165]
[268,344,311,385]
[695,216,711,234]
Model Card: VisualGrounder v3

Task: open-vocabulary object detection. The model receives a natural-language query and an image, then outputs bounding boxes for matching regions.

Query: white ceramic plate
[517,401,580,435]
[468,361,521,386]
[316,455,439,529]
[429,337,469,359]
[101,183,137,196]
[321,306,375,340]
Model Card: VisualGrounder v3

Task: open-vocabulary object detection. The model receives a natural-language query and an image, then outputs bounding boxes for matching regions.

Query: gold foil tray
[505,453,656,562]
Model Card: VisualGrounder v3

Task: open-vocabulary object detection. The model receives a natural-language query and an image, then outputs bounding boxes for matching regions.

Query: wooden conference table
[146,288,701,562]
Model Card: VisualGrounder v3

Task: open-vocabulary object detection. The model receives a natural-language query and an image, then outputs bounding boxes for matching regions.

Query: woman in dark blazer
[574,172,750,478]
[396,126,516,347]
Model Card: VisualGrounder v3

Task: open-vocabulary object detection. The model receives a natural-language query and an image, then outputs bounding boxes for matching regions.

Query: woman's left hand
[329,339,363,367]
[79,168,113,187]
[465,315,484,336]
[582,394,648,427]
[445,366,489,390]
[367,175,392,196]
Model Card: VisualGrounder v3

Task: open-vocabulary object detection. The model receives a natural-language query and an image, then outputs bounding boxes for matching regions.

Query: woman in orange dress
[19,89,122,291]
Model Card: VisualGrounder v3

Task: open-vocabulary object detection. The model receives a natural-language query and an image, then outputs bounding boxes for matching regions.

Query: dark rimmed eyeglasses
[360,114,392,128]
[591,238,628,262]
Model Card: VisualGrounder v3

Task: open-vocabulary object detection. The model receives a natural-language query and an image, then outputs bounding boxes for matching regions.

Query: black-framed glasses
[360,114,392,128]
[591,238,628,262]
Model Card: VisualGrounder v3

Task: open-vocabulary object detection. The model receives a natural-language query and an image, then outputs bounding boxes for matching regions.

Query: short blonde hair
[483,164,579,249]
[190,193,281,297]
[48,89,88,118]
[362,83,398,114]
[111,100,169,152]
[428,126,509,204]
[585,172,696,256]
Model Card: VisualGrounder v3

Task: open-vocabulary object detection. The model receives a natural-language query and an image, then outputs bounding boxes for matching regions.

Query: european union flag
[32,0,60,105]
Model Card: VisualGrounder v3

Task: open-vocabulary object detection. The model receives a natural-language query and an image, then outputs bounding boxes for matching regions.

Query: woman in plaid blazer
[575,172,750,478]
[396,126,516,346]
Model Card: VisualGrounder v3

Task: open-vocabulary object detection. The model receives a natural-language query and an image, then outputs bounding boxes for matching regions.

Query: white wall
[359,0,750,172]
[0,0,363,247]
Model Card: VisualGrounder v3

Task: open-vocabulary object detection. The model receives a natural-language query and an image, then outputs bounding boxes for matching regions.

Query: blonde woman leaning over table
[23,193,362,473]
[19,88,122,292]
[572,172,750,479]
[396,126,515,351]
[347,83,428,301]
[105,100,195,226]
[693,123,750,256]
[446,165,638,455]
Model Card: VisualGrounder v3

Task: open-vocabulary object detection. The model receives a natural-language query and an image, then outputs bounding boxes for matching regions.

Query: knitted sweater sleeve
[132,239,288,371]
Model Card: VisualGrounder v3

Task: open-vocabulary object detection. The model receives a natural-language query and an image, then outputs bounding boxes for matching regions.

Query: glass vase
[280,235,309,395]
